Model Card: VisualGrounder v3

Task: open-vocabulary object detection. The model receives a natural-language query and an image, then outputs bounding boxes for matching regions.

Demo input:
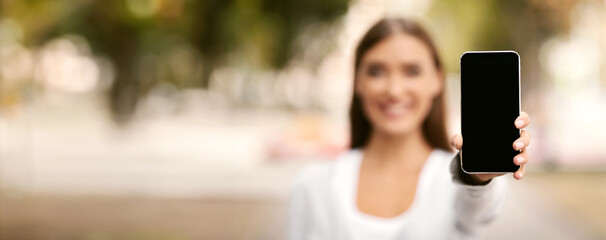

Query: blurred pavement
[1,95,604,239]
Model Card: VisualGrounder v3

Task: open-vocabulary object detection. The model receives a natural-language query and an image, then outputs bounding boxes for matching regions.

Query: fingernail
[515,156,524,165]
[515,120,524,128]
[515,142,523,150]
[452,135,458,147]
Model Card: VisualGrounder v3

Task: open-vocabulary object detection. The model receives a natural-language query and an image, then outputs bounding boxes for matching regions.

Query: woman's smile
[378,101,413,119]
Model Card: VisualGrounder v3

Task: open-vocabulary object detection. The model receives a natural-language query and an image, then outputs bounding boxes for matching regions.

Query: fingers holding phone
[512,112,531,179]
[451,111,532,180]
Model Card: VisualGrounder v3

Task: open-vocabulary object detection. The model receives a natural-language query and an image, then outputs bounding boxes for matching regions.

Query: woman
[287,18,531,240]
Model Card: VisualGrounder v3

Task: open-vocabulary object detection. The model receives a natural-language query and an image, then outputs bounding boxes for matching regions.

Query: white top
[287,149,507,240]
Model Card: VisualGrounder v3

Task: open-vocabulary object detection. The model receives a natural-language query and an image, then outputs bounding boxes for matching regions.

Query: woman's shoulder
[291,149,361,192]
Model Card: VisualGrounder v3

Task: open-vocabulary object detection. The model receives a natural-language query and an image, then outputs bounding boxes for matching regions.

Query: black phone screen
[460,51,520,173]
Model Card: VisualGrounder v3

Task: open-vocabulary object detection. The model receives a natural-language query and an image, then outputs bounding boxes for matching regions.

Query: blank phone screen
[460,51,520,173]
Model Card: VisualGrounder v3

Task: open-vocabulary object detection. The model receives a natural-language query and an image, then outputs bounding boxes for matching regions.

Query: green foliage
[1,0,576,121]
[2,0,349,121]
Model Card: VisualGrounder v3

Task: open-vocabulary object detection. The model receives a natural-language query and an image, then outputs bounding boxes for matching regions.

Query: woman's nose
[386,75,407,97]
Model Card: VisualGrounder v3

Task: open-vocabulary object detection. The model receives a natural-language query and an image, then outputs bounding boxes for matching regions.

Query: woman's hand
[451,112,531,183]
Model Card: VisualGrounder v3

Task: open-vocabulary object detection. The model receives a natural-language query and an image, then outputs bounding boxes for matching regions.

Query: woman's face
[356,33,443,137]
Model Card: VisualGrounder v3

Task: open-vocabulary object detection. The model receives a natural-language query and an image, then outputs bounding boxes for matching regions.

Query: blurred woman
[287,18,531,240]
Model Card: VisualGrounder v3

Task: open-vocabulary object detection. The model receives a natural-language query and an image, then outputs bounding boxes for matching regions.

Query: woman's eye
[367,65,385,77]
[404,65,421,77]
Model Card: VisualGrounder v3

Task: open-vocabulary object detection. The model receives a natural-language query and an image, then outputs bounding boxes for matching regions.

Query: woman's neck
[362,128,433,170]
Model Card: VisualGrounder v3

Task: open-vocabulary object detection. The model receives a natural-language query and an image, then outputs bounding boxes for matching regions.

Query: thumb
[450,134,463,150]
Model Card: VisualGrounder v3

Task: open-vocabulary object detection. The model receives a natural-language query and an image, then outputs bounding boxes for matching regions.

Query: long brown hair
[350,17,451,152]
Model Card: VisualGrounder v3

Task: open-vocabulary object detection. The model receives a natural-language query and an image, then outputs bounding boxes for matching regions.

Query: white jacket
[287,149,507,240]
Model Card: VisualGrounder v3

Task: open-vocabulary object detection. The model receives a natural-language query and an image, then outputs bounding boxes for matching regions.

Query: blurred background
[1,0,606,239]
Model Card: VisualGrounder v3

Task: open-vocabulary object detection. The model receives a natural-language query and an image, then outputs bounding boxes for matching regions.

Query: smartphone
[460,51,521,173]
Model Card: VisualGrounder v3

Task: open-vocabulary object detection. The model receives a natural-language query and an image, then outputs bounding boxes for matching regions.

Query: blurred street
[2,171,606,239]
[1,97,605,239]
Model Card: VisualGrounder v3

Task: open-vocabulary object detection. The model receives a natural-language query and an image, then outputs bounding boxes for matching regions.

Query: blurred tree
[428,0,579,103]
[3,0,581,122]
[1,0,348,122]
[188,0,349,88]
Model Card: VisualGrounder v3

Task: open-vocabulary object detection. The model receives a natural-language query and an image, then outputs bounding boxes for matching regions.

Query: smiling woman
[286,17,532,240]
[351,19,449,151]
